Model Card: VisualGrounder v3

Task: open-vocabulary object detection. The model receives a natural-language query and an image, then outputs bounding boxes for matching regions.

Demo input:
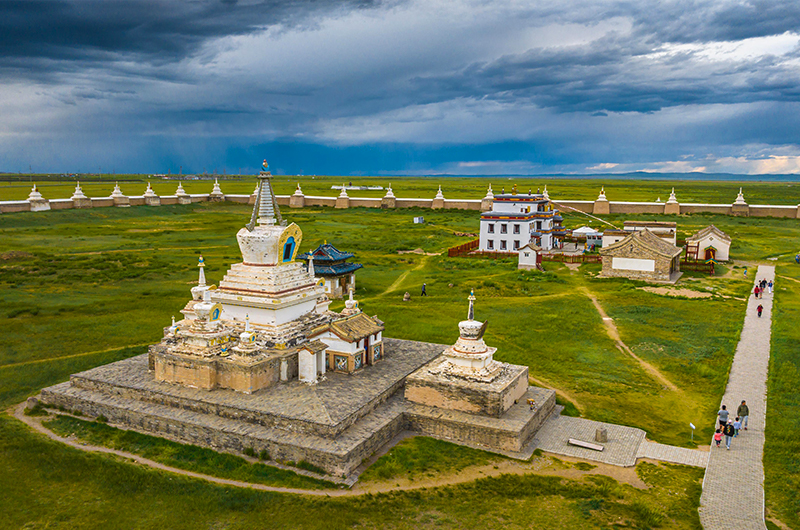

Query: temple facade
[298,243,363,299]
[478,187,567,252]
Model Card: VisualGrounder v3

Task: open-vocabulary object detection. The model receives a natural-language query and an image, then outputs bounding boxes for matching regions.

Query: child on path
[718,405,729,427]
[723,421,736,450]
[738,400,749,430]
[733,417,741,437]
[758,304,763,317]
[714,429,723,448]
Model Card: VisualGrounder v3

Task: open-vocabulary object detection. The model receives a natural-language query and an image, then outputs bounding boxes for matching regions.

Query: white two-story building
[479,189,567,252]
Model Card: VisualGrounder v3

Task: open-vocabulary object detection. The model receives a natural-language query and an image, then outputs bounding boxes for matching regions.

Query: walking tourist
[714,429,723,448]
[718,405,729,427]
[738,400,749,430]
[754,285,760,298]
[733,417,741,437]
[421,283,427,296]
[768,280,773,294]
[723,421,736,450]
[757,304,763,317]
[744,266,748,276]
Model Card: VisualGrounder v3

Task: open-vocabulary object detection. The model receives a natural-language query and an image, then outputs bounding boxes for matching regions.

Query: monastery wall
[3,186,800,219]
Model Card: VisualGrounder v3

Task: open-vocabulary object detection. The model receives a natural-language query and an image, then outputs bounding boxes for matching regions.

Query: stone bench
[568,438,604,452]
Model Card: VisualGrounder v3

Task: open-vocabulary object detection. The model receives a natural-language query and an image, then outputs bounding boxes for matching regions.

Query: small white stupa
[341,287,360,317]
[293,183,303,196]
[484,184,494,199]
[191,255,210,301]
[434,290,502,380]
[666,187,678,204]
[71,182,87,200]
[597,186,608,201]
[542,185,549,201]
[338,184,349,198]
[384,184,395,199]
[210,178,224,199]
[28,184,43,201]
[434,185,445,200]
[143,182,157,197]
[176,182,188,196]
[734,187,747,205]
[111,182,125,198]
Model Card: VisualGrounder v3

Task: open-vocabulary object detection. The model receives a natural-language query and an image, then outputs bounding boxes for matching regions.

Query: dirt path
[0,343,151,370]
[381,255,431,296]
[12,403,647,497]
[580,287,679,392]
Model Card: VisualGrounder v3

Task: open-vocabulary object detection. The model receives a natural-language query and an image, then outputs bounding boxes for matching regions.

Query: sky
[2,0,800,176]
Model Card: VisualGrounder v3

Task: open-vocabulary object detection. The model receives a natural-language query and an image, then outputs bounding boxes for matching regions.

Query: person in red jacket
[757,304,763,317]
[754,285,760,298]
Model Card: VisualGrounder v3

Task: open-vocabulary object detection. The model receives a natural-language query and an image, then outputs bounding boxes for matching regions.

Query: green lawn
[0,197,798,528]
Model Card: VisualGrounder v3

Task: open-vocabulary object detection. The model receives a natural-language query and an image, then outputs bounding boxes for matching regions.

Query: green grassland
[764,262,800,528]
[3,172,800,205]
[0,196,798,528]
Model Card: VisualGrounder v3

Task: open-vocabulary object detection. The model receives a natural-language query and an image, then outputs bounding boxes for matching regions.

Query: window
[282,236,295,262]
[500,240,507,250]
[513,224,520,234]
[514,240,520,250]
[500,224,507,234]
[487,224,495,234]
[487,240,494,250]
[536,221,542,230]
[524,252,530,257]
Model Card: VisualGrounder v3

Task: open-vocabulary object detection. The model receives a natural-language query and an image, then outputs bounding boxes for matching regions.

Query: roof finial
[307,254,315,277]
[197,255,206,287]
[597,186,607,201]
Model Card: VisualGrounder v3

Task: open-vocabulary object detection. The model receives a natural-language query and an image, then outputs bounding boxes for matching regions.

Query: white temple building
[478,186,566,252]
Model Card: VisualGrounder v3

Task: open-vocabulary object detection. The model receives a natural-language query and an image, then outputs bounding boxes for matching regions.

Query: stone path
[699,265,774,530]
[636,441,709,468]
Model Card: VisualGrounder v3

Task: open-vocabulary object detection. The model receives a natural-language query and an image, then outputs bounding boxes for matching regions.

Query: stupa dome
[236,223,302,266]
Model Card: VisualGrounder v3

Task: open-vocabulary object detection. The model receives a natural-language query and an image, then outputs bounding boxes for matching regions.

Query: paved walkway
[699,265,774,530]
[637,441,709,468]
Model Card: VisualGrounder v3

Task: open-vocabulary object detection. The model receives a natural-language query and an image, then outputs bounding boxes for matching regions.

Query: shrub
[95,414,108,423]
[242,447,256,458]
[258,450,270,461]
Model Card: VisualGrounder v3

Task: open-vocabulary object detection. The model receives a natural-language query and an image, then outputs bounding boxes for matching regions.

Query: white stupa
[28,184,43,201]
[71,182,87,200]
[143,182,157,198]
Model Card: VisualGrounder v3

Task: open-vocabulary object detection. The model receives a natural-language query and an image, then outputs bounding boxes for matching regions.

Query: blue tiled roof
[298,243,355,262]
[314,262,363,276]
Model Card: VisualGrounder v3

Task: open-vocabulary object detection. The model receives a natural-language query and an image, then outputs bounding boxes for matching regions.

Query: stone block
[731,203,749,217]
[289,195,305,208]
[593,200,610,215]
[663,202,680,215]
[405,358,528,418]
[480,198,493,212]
[335,196,350,209]
[595,427,608,443]
[144,196,161,207]
[381,196,396,209]
[72,197,93,209]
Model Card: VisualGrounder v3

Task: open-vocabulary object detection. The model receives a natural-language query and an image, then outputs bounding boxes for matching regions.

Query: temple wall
[3,188,799,219]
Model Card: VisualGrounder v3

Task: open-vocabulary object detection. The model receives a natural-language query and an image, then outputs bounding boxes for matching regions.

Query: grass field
[1,194,798,528]
[3,172,800,205]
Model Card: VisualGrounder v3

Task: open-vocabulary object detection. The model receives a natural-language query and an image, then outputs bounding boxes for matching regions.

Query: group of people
[754,278,773,317]
[714,401,750,450]
[753,278,772,299]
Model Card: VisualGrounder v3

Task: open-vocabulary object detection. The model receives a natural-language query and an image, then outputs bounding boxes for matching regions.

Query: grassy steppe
[764,262,800,528]
[3,173,800,204]
[1,196,798,528]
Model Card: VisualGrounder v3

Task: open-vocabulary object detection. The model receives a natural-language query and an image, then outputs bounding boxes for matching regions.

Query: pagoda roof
[314,262,363,276]
[298,243,355,262]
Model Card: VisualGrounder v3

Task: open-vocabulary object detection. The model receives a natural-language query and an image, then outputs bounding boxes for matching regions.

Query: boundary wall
[2,190,799,219]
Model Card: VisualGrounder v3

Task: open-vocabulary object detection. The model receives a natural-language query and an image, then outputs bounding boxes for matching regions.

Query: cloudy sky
[2,0,800,175]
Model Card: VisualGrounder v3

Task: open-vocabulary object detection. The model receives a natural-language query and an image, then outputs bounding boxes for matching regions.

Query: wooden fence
[681,260,716,275]
[541,253,602,264]
[447,239,480,257]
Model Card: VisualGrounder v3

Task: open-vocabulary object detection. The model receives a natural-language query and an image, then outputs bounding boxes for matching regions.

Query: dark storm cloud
[0,0,383,70]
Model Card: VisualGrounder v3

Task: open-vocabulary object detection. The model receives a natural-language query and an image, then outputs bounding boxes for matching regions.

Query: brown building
[600,229,683,283]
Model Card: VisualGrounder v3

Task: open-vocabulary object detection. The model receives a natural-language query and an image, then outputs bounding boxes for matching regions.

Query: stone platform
[41,338,556,477]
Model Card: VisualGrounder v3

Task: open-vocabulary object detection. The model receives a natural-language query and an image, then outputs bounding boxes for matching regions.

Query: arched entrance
[704,247,716,260]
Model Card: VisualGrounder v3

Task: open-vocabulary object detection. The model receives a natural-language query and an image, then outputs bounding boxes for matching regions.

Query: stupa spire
[467,289,475,321]
[307,254,315,277]
[485,184,493,199]
[198,255,206,287]
[246,164,282,230]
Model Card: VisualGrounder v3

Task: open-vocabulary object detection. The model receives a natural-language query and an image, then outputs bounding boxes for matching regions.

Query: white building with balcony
[478,188,566,252]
